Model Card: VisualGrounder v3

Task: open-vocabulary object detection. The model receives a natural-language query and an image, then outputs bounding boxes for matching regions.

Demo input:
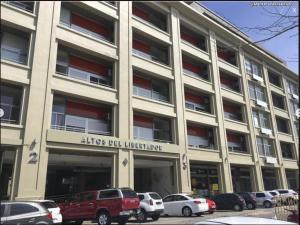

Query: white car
[274,189,299,203]
[195,216,297,224]
[253,191,277,208]
[162,194,208,217]
[137,192,164,222]
[33,200,62,224]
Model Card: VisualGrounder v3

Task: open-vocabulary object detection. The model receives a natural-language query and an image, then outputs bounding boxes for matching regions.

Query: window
[40,201,58,209]
[132,2,167,32]
[138,194,145,201]
[219,70,241,93]
[289,100,298,116]
[280,142,294,159]
[1,83,23,124]
[276,117,289,134]
[133,34,169,65]
[286,80,299,96]
[252,110,271,129]
[187,125,215,149]
[272,93,285,110]
[121,189,138,198]
[1,28,29,65]
[217,42,237,66]
[245,58,262,80]
[257,137,273,157]
[248,82,266,103]
[99,190,119,199]
[133,74,169,103]
[180,24,206,51]
[227,131,247,153]
[256,193,265,198]
[60,3,114,43]
[223,100,243,122]
[174,195,188,201]
[268,71,281,88]
[163,196,174,202]
[1,205,5,217]
[133,114,172,143]
[185,91,211,114]
[56,48,113,87]
[51,96,112,135]
[182,55,209,81]
[3,1,34,13]
[10,204,38,216]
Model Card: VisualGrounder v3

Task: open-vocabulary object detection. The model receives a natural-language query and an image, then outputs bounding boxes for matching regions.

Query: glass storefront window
[0,150,16,200]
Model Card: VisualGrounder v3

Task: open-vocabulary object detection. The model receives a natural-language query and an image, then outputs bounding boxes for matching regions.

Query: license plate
[156,202,162,205]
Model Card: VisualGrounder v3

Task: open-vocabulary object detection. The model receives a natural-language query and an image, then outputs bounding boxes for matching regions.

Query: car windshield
[149,193,161,200]
[121,189,137,198]
[269,192,277,196]
[40,201,58,209]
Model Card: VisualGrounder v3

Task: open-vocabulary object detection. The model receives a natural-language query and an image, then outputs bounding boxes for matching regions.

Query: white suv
[253,191,277,208]
[136,192,164,222]
[273,189,299,204]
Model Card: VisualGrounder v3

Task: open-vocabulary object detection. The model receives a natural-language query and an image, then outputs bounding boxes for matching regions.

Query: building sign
[81,136,163,151]
[212,183,219,191]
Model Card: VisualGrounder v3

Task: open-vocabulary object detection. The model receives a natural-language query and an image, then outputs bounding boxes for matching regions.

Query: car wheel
[136,209,147,223]
[97,211,111,225]
[246,203,254,210]
[233,204,242,211]
[182,206,192,217]
[151,214,160,221]
[263,201,272,208]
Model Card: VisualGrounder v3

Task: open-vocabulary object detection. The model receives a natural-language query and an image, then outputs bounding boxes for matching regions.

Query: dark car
[1,201,53,224]
[212,193,246,211]
[237,192,256,210]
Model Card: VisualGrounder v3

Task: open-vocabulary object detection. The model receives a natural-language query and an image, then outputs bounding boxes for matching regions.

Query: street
[83,207,276,224]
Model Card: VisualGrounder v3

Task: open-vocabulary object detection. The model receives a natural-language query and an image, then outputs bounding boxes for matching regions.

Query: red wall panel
[66,101,108,119]
[227,133,241,142]
[69,55,108,76]
[134,115,153,128]
[132,5,150,21]
[187,126,208,137]
[185,92,205,104]
[133,39,150,53]
[133,75,151,89]
[183,61,201,73]
[181,31,198,46]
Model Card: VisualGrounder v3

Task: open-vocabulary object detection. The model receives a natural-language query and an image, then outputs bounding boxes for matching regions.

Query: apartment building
[0,1,299,200]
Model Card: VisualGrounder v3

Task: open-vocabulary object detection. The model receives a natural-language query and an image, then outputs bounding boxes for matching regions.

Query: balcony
[227,131,247,153]
[56,48,113,88]
[223,100,243,122]
[51,96,112,136]
[132,33,169,66]
[182,54,209,81]
[280,142,294,159]
[0,83,23,125]
[60,3,114,44]
[287,80,299,99]
[290,100,299,118]
[268,71,282,88]
[257,137,275,157]
[272,93,286,110]
[3,1,34,13]
[180,23,206,51]
[217,42,237,67]
[252,110,272,134]
[133,113,172,143]
[187,124,215,149]
[276,117,290,134]
[245,58,263,82]
[249,82,267,107]
[185,90,211,114]
[132,2,167,32]
[133,73,170,103]
[220,70,241,93]
[1,27,29,65]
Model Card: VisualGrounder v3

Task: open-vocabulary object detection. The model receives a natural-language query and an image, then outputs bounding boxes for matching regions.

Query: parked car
[57,188,140,225]
[211,193,246,211]
[33,200,62,224]
[1,201,53,224]
[136,192,164,222]
[194,216,297,224]
[273,189,299,204]
[267,190,281,205]
[162,194,208,217]
[206,199,216,214]
[237,192,256,210]
[253,191,276,208]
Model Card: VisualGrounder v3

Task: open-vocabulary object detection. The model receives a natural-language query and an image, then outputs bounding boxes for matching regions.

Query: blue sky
[200,1,299,74]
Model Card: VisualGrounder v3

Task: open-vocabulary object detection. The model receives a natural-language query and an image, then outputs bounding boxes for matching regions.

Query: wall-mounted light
[122,158,128,167]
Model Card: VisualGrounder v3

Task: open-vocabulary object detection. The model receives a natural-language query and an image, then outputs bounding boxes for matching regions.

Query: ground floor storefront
[0,134,299,200]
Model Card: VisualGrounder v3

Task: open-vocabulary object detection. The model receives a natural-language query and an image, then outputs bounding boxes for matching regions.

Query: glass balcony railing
[133,86,168,103]
[0,103,20,124]
[1,47,27,64]
[133,126,171,143]
[132,48,167,65]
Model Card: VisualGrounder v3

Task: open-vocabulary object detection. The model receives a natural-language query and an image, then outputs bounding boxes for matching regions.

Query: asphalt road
[83,207,277,224]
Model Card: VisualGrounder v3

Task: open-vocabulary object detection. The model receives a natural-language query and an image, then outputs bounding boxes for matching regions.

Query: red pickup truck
[57,188,140,225]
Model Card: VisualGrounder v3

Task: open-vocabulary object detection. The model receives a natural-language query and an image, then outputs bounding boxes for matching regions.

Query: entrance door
[0,150,16,200]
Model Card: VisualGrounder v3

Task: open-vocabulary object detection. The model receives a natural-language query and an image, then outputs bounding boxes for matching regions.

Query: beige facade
[0,1,299,200]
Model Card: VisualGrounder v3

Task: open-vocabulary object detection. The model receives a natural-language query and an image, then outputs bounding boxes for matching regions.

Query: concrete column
[117,149,134,189]
[208,30,232,193]
[262,63,288,189]
[15,2,55,200]
[170,7,190,193]
[238,48,264,191]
